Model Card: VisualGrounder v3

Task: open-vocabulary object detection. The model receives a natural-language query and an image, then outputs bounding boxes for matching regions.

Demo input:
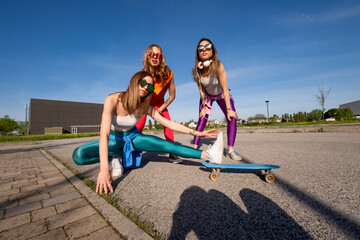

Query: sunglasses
[139,79,154,92]
[148,52,162,60]
[197,44,212,52]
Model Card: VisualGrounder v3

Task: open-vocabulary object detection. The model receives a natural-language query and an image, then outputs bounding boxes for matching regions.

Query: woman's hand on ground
[96,170,113,195]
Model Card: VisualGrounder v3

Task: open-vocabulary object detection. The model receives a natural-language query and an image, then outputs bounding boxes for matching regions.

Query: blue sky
[1,0,359,123]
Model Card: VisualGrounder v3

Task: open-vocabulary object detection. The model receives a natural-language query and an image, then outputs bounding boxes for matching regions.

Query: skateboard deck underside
[201,161,280,170]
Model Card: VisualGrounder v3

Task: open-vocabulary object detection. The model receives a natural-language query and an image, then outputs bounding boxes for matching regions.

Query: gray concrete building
[29,98,103,135]
[339,100,360,119]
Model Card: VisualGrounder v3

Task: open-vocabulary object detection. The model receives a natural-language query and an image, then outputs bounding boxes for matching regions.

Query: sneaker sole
[170,160,183,164]
[225,152,243,161]
[111,172,123,178]
[218,132,224,164]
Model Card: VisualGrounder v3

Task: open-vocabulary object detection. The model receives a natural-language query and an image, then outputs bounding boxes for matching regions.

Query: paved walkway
[0,145,152,239]
[1,130,359,239]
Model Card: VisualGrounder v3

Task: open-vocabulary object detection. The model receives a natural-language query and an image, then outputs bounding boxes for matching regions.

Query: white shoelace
[112,158,122,169]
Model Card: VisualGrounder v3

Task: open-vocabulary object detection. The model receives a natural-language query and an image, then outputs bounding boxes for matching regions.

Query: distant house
[237,119,247,125]
[206,120,220,127]
[247,118,267,124]
[188,122,197,128]
[339,100,360,119]
[274,118,282,123]
[325,117,336,122]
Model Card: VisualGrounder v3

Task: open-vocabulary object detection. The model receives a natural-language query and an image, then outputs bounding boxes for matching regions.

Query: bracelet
[227,107,231,111]
[190,129,195,136]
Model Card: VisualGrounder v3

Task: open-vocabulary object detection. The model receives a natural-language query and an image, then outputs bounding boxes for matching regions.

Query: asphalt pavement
[1,130,359,239]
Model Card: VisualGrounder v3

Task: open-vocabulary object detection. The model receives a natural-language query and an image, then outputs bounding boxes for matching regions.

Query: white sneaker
[111,156,124,178]
[206,132,224,164]
[226,149,243,161]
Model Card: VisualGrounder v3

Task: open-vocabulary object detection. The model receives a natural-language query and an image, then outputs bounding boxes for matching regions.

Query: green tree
[283,113,289,122]
[307,109,322,122]
[337,108,354,120]
[148,119,152,129]
[292,112,308,122]
[0,115,19,135]
[324,108,338,119]
[17,121,28,135]
[293,112,299,122]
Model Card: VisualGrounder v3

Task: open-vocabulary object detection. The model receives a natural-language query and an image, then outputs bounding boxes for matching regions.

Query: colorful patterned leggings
[73,131,202,166]
[193,94,237,147]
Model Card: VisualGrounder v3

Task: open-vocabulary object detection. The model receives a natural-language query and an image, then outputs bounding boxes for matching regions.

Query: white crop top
[111,113,138,131]
[200,74,223,96]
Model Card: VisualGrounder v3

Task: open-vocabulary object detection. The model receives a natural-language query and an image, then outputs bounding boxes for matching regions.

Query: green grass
[0,132,100,142]
[1,119,359,143]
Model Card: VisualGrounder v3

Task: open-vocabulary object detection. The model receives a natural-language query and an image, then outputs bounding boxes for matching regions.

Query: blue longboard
[201,161,280,183]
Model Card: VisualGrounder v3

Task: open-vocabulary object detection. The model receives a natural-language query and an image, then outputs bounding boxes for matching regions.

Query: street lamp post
[265,100,270,122]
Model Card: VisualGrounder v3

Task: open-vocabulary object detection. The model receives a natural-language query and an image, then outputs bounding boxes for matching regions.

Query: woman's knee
[72,147,85,165]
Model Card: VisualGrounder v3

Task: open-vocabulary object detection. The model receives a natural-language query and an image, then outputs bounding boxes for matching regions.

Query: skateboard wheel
[264,173,275,184]
[210,171,219,181]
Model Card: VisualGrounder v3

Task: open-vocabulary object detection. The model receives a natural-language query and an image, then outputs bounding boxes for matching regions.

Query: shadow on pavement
[168,186,312,240]
[239,158,360,239]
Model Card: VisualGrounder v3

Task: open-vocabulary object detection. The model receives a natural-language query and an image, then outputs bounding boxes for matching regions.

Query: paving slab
[0,142,151,239]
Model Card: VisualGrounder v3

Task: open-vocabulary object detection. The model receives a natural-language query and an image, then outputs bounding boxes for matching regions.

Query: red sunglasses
[148,52,162,60]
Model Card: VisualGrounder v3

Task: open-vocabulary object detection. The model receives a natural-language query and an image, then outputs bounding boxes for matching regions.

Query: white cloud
[276,5,360,25]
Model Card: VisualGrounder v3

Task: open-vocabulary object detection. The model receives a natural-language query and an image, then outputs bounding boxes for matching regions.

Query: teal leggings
[73,132,202,166]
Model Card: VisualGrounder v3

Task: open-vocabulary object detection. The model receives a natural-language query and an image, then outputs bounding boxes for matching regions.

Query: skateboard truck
[209,168,276,183]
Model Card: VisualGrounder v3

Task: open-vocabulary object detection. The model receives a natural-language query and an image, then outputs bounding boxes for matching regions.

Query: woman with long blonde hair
[72,71,222,195]
[136,44,182,163]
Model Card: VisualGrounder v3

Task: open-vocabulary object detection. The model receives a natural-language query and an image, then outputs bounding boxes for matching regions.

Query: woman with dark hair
[136,44,182,163]
[192,38,242,161]
[72,71,223,195]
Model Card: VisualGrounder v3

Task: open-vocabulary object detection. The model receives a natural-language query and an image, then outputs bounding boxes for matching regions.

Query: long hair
[192,38,220,86]
[142,44,171,83]
[120,71,154,117]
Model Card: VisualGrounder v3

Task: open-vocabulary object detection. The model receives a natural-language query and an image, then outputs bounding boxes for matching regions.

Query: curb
[40,149,153,240]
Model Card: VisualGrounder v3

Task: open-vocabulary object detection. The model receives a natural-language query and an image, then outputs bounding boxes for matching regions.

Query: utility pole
[265,100,270,122]
[25,103,28,135]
